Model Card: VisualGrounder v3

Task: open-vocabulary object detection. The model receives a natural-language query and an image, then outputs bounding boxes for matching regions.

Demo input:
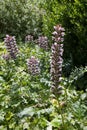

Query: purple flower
[51,24,65,95]
[52,24,65,43]
[2,54,10,61]
[37,36,49,50]
[27,56,40,75]
[25,35,33,43]
[4,35,19,59]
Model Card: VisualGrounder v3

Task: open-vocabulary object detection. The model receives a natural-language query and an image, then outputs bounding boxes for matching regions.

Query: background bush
[0,0,43,40]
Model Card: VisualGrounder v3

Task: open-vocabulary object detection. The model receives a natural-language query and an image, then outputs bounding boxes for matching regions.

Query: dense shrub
[0,0,43,40]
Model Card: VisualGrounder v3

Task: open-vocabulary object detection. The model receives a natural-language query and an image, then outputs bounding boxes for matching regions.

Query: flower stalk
[51,24,65,129]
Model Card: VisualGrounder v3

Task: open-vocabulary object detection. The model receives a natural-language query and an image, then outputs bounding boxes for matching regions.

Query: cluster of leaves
[0,41,87,130]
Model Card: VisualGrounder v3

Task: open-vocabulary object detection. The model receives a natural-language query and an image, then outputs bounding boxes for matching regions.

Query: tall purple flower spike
[51,25,65,95]
[4,35,19,59]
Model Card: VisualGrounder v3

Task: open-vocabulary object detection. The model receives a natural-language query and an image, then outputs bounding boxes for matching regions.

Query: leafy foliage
[0,41,87,129]
[69,66,87,90]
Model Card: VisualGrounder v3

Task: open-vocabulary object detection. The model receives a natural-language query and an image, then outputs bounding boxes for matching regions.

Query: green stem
[57,97,65,129]
[64,87,68,107]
